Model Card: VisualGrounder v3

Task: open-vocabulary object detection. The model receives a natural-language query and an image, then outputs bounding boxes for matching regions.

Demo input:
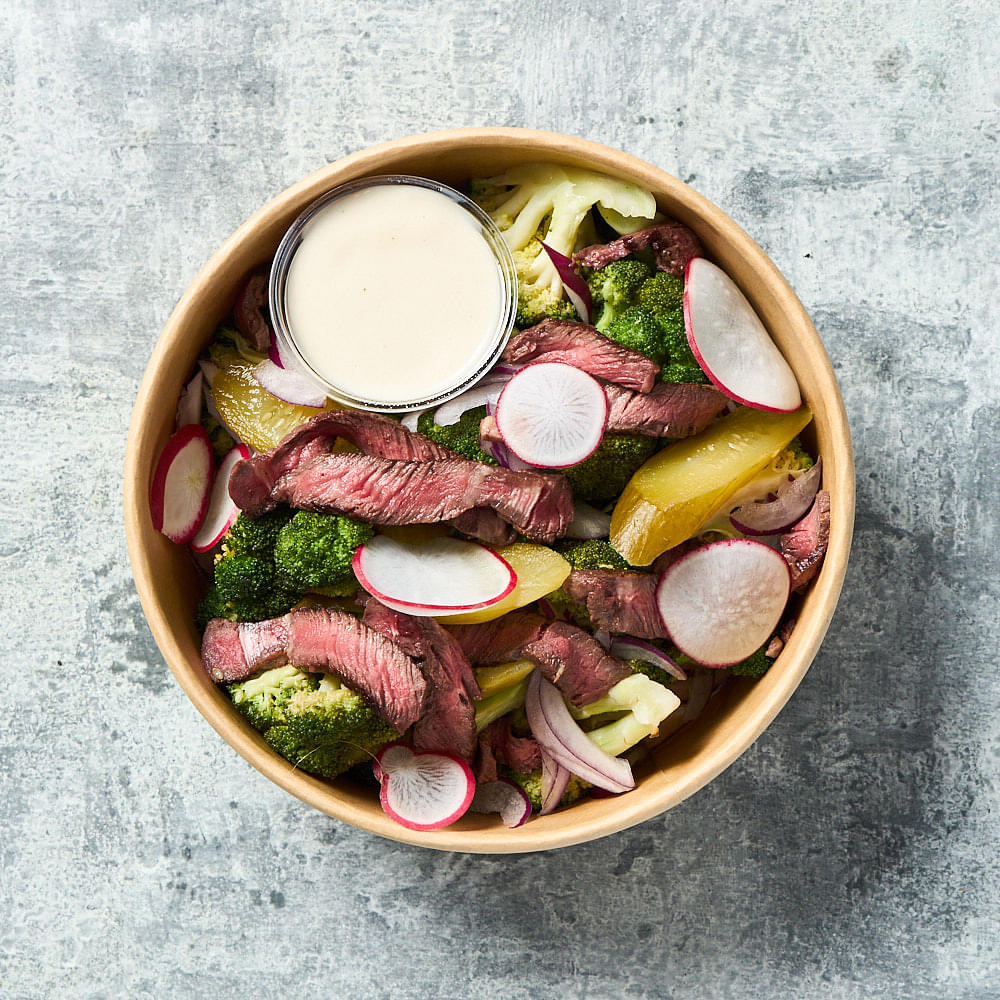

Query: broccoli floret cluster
[197,509,300,627]
[501,766,591,812]
[625,656,679,689]
[540,588,593,631]
[417,406,498,465]
[585,258,708,384]
[561,433,657,505]
[729,645,776,678]
[229,668,398,779]
[196,507,371,628]
[273,512,373,592]
[558,539,635,571]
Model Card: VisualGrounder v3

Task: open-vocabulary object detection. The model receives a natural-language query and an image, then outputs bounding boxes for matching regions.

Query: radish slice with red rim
[655,538,791,667]
[469,778,532,828]
[253,359,327,408]
[353,535,517,616]
[374,744,475,831]
[175,370,204,428]
[540,241,593,324]
[539,749,571,816]
[149,425,214,544]
[729,459,822,535]
[495,362,608,468]
[684,257,801,413]
[525,670,634,794]
[191,443,251,552]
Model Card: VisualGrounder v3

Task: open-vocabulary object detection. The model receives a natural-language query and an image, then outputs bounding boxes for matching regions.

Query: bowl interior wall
[125,129,854,852]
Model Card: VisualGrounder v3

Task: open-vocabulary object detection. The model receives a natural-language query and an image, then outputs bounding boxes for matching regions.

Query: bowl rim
[124,127,855,853]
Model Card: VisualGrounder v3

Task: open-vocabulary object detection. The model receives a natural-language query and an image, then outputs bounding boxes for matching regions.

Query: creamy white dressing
[283,183,505,405]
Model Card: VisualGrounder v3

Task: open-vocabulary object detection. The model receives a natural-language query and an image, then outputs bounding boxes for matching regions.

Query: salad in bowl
[147,158,832,836]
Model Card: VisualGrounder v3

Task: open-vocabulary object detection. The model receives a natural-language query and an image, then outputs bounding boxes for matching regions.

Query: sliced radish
[175,370,204,428]
[566,500,612,539]
[683,257,801,413]
[654,538,791,667]
[374,744,475,831]
[190,443,251,552]
[469,778,532,828]
[352,535,517,616]
[149,424,214,544]
[540,241,593,324]
[729,459,822,535]
[253,358,327,408]
[524,670,635,794]
[494,362,608,468]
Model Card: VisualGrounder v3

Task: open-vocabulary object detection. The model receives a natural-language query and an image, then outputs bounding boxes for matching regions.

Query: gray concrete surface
[2,1,998,997]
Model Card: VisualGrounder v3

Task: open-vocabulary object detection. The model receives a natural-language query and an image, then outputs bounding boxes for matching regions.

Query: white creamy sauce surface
[284,183,504,404]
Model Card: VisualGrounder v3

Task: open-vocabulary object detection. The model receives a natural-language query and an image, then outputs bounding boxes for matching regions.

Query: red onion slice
[253,359,327,408]
[525,670,634,794]
[539,750,571,816]
[175,370,204,428]
[566,500,612,540]
[609,638,686,680]
[432,375,508,427]
[729,460,822,535]
[540,241,592,324]
[469,778,532,828]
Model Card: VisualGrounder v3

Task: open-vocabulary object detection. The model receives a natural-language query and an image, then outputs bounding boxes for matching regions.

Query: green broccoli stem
[474,676,531,732]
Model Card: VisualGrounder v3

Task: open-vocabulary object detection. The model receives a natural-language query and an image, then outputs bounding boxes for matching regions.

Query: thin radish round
[253,358,327,408]
[494,362,608,468]
[149,425,214,544]
[374,744,475,831]
[469,778,532,828]
[352,535,517,616]
[191,443,251,552]
[655,538,791,667]
[729,459,823,535]
[683,257,801,413]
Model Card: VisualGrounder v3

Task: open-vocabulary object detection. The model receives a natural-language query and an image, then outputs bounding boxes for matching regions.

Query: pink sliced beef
[234,452,573,544]
[201,609,428,731]
[573,221,703,278]
[502,319,659,393]
[563,569,669,640]
[476,717,542,783]
[781,489,831,591]
[603,382,727,438]
[362,600,479,761]
[233,274,271,352]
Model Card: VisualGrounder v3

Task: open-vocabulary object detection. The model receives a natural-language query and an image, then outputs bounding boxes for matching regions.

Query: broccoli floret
[202,509,301,625]
[230,669,398,779]
[788,436,815,471]
[561,433,658,506]
[603,306,668,363]
[228,663,317,730]
[588,259,655,324]
[470,164,656,329]
[417,405,497,464]
[558,538,635,571]
[273,512,372,592]
[625,656,679,689]
[730,645,775,678]
[636,270,684,314]
[502,766,591,812]
[540,588,593,631]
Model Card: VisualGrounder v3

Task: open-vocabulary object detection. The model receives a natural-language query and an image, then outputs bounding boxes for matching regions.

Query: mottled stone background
[2,1,998,997]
